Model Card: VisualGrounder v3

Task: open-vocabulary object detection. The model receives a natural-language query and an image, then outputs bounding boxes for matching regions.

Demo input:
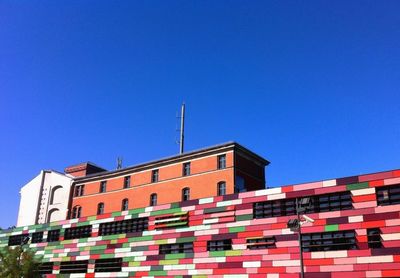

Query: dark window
[151,169,159,183]
[247,237,276,250]
[60,260,88,274]
[46,230,60,242]
[122,199,129,211]
[99,217,148,236]
[124,176,131,189]
[218,154,226,169]
[234,176,246,193]
[183,162,191,176]
[217,182,226,196]
[254,191,353,219]
[74,185,84,197]
[100,181,107,193]
[377,185,400,206]
[64,225,92,240]
[95,258,122,272]
[367,228,382,248]
[302,230,357,252]
[159,242,194,254]
[36,262,54,275]
[97,203,105,215]
[31,232,44,244]
[71,206,82,219]
[182,187,190,201]
[150,193,157,206]
[207,239,232,251]
[8,234,28,246]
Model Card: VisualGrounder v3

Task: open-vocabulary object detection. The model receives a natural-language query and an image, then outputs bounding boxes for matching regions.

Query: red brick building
[68,142,269,218]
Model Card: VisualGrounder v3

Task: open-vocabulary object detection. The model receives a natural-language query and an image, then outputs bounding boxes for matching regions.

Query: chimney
[64,162,107,177]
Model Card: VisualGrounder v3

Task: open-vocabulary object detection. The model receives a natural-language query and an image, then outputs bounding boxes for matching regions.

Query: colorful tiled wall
[1,169,400,277]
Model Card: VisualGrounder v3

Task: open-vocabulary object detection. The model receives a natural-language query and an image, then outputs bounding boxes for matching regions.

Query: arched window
[71,206,82,219]
[217,181,226,196]
[50,185,63,204]
[182,187,190,201]
[150,193,157,206]
[97,203,105,215]
[122,199,129,211]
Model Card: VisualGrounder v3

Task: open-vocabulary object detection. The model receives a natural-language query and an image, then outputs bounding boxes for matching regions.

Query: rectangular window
[46,230,60,242]
[182,162,191,176]
[94,258,122,272]
[36,262,54,275]
[74,185,84,197]
[124,176,131,188]
[60,260,88,274]
[31,232,44,243]
[247,236,276,250]
[99,217,149,236]
[376,184,400,206]
[367,228,382,248]
[100,181,107,193]
[207,239,232,251]
[8,234,27,246]
[254,191,353,219]
[302,230,357,252]
[151,169,159,183]
[218,154,226,169]
[64,225,92,240]
[159,242,193,254]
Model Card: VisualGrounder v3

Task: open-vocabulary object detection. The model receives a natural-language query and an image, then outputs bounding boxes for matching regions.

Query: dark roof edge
[74,142,269,182]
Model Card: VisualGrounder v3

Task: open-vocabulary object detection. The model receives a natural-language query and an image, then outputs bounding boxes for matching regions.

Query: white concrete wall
[17,170,73,227]
[17,172,44,227]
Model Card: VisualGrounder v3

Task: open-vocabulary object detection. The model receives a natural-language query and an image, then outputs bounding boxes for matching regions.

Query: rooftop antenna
[176,103,185,154]
[116,157,123,169]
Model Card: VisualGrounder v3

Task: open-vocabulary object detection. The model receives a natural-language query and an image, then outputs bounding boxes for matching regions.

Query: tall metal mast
[179,103,185,154]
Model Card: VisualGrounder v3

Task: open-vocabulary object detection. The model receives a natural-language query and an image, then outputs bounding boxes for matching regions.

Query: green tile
[176,236,196,243]
[346,182,369,191]
[160,259,179,265]
[151,207,182,216]
[209,251,226,257]
[164,253,186,260]
[325,224,339,232]
[236,214,253,221]
[149,270,167,276]
[228,226,245,233]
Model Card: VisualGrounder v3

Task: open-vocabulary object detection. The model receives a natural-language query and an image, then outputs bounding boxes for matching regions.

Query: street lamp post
[287,198,313,278]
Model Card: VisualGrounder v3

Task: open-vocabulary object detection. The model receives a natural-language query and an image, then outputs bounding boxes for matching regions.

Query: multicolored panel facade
[1,169,400,277]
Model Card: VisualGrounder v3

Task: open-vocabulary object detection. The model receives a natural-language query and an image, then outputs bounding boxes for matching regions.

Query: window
[234,176,246,193]
[71,206,82,219]
[182,187,190,201]
[159,242,193,254]
[207,239,232,251]
[97,203,105,215]
[367,228,382,248]
[74,184,84,197]
[122,198,129,211]
[182,162,191,176]
[60,260,88,274]
[302,230,357,252]
[47,230,60,242]
[31,232,44,244]
[254,191,353,219]
[217,154,226,169]
[151,169,159,183]
[8,234,28,246]
[99,181,107,193]
[150,193,157,206]
[247,236,276,250]
[124,176,131,189]
[36,262,54,275]
[99,217,148,236]
[95,258,122,272]
[64,225,92,240]
[376,184,400,206]
[217,181,226,196]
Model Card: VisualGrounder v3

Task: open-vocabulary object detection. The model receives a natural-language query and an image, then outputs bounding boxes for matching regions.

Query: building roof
[74,142,269,182]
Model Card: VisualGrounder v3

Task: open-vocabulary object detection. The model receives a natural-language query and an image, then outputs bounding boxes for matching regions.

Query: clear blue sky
[1,1,399,228]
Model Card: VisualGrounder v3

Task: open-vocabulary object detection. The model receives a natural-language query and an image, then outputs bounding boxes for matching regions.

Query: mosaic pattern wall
[1,169,400,277]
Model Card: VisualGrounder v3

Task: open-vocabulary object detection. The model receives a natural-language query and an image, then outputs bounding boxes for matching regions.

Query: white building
[17,170,73,227]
